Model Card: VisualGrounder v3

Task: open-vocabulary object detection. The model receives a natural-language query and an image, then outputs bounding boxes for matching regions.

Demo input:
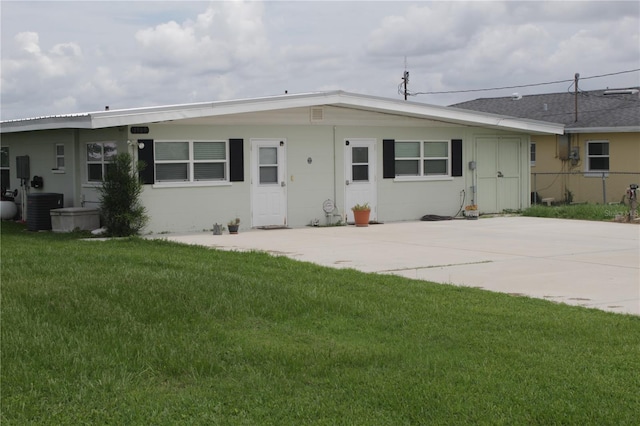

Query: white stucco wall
[136,119,526,233]
[2,106,535,233]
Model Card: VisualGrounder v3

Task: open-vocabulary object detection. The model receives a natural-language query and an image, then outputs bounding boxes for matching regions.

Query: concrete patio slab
[147,217,640,316]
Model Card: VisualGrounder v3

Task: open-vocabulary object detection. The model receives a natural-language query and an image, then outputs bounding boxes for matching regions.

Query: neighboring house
[0,91,562,233]
[453,88,640,204]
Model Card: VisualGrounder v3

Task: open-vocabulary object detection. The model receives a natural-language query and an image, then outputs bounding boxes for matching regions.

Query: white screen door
[344,139,377,223]
[252,139,287,227]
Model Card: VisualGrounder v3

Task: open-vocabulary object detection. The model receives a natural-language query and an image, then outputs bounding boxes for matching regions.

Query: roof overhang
[1,91,564,135]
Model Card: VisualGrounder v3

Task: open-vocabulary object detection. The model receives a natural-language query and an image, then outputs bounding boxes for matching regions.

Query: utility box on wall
[16,155,30,179]
[558,135,570,160]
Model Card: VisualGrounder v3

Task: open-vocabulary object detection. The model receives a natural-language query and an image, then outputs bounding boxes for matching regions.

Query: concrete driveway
[149,217,640,316]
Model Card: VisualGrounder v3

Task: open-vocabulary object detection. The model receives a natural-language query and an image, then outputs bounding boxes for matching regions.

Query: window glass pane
[259,147,277,165]
[103,142,117,160]
[0,170,9,189]
[395,160,419,175]
[395,142,420,158]
[424,159,447,175]
[259,166,278,183]
[56,145,65,156]
[194,142,225,160]
[57,157,65,168]
[588,142,609,156]
[0,147,9,168]
[156,163,188,181]
[156,142,188,161]
[352,165,369,181]
[352,147,368,163]
[88,164,103,181]
[530,143,536,162]
[194,163,225,180]
[424,141,448,157]
[589,157,609,171]
[87,143,102,161]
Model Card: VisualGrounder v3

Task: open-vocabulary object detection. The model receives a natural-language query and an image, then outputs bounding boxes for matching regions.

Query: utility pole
[402,56,409,100]
[403,70,409,100]
[574,72,580,122]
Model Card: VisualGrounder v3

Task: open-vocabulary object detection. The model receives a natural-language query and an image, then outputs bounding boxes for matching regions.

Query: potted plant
[351,203,371,227]
[464,204,479,220]
[227,217,240,234]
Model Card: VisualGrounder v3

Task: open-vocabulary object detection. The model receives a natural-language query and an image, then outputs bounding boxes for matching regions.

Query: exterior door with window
[344,139,377,223]
[476,137,521,213]
[251,139,287,227]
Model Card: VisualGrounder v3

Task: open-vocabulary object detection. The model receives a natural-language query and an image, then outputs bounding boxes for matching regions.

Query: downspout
[333,125,337,207]
[73,129,82,207]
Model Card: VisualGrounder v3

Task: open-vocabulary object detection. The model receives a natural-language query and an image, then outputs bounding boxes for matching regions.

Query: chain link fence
[532,171,640,205]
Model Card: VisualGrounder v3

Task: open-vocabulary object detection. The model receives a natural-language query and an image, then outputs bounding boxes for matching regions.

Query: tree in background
[98,153,148,236]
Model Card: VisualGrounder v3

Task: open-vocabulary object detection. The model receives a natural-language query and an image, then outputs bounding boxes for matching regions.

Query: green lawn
[2,221,639,425]
[522,203,636,221]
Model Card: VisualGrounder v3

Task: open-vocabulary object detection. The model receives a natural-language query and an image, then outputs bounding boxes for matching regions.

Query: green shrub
[98,153,148,236]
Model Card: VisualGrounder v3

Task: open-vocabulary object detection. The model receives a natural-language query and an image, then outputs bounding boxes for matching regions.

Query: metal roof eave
[330,94,564,135]
[0,114,93,133]
[1,90,565,135]
[89,92,338,128]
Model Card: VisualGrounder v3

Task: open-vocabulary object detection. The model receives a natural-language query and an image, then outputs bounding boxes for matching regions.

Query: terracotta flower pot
[353,209,370,227]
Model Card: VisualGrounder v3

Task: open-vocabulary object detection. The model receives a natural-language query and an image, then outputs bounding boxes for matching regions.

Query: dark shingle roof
[451,88,640,130]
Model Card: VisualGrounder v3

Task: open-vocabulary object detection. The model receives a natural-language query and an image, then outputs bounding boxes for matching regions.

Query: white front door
[251,139,287,227]
[344,139,377,223]
[476,137,521,213]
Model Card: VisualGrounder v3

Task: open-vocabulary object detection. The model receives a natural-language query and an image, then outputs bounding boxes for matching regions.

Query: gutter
[1,115,92,133]
[565,126,640,134]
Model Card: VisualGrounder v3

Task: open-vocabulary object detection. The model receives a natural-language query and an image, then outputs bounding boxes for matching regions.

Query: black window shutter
[383,139,395,179]
[229,138,244,182]
[137,139,154,184]
[451,139,463,177]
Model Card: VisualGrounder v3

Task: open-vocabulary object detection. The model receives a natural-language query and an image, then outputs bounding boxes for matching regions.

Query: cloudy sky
[1,0,639,120]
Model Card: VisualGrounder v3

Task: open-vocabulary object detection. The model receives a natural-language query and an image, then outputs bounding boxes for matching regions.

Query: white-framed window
[530,142,536,166]
[586,140,609,172]
[395,140,450,177]
[155,140,227,183]
[86,142,117,182]
[55,144,65,171]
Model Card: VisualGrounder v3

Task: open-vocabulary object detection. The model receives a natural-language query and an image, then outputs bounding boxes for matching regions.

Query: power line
[402,68,640,97]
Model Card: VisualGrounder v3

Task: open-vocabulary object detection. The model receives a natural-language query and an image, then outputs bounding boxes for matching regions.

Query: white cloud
[134,2,270,73]
[1,1,638,120]
[366,4,476,56]
[9,31,82,78]
[52,96,78,113]
[15,32,41,56]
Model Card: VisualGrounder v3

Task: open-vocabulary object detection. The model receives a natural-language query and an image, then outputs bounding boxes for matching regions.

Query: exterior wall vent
[310,107,324,122]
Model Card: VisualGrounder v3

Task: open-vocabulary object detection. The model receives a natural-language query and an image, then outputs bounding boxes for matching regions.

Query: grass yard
[2,221,639,425]
[522,203,636,221]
